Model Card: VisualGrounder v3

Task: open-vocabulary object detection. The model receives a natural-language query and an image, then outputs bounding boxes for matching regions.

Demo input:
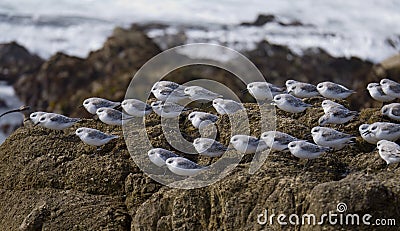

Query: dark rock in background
[14,25,161,116]
[240,14,276,26]
[0,42,43,84]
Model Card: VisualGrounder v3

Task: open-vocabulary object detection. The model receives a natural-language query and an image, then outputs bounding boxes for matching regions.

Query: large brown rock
[0,42,43,83]
[14,25,161,116]
[0,100,399,230]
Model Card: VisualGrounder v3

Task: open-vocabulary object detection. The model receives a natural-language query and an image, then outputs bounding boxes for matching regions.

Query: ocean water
[0,82,24,143]
[0,0,399,62]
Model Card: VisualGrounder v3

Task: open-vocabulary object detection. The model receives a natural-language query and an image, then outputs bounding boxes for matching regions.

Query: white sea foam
[0,0,398,62]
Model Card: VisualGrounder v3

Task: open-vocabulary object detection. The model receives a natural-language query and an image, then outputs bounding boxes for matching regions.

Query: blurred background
[0,0,399,143]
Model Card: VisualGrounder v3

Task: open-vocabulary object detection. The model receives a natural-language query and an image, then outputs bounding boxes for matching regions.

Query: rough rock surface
[0,100,400,230]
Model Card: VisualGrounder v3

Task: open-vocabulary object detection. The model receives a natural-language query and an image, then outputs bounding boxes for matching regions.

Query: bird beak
[24,118,30,122]
[33,122,39,127]
[362,131,371,136]
[114,104,122,110]
[78,105,84,108]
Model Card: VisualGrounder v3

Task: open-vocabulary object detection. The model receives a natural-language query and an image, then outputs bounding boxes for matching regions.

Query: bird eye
[122,101,127,105]
[232,138,237,142]
[84,101,89,105]
[289,144,296,148]
[276,97,281,100]
[314,129,319,132]
[167,160,173,164]
[382,108,388,114]
[317,85,323,88]
[98,109,103,113]
[292,86,296,90]
[32,114,37,117]
[189,114,194,119]
[371,126,377,130]
[382,80,386,84]
[40,117,46,121]
[249,84,253,88]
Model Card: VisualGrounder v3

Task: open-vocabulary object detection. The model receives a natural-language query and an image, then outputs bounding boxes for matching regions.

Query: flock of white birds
[1,78,400,176]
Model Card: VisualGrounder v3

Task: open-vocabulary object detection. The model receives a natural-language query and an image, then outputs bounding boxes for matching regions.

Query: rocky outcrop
[14,25,161,116]
[0,100,399,230]
[0,42,43,83]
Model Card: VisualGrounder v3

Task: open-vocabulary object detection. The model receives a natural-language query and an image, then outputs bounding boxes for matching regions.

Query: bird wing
[86,130,111,140]
[107,110,122,120]
[321,130,352,141]
[50,115,79,123]
[274,134,295,145]
[300,84,317,93]
[200,114,218,122]
[286,97,309,107]
[332,109,357,118]
[382,124,400,134]
[389,84,400,94]
[327,84,348,93]
[176,158,203,169]
[301,143,328,153]
[195,88,221,98]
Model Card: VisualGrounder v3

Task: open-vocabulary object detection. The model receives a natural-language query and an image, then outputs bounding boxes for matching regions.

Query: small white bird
[376,140,400,165]
[380,78,400,98]
[381,103,400,121]
[366,83,396,102]
[151,86,187,103]
[29,111,47,124]
[121,99,152,117]
[359,124,379,144]
[75,127,119,147]
[212,98,244,115]
[96,107,129,126]
[364,122,400,142]
[184,86,222,101]
[286,80,319,98]
[36,113,80,130]
[311,126,355,150]
[321,100,348,114]
[317,81,355,99]
[165,157,207,176]
[82,97,120,115]
[151,101,186,118]
[272,94,311,113]
[152,81,184,91]
[260,131,298,151]
[288,140,331,159]
[147,148,180,167]
[230,135,268,154]
[246,82,285,101]
[193,138,228,157]
[318,109,358,126]
[188,111,218,129]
